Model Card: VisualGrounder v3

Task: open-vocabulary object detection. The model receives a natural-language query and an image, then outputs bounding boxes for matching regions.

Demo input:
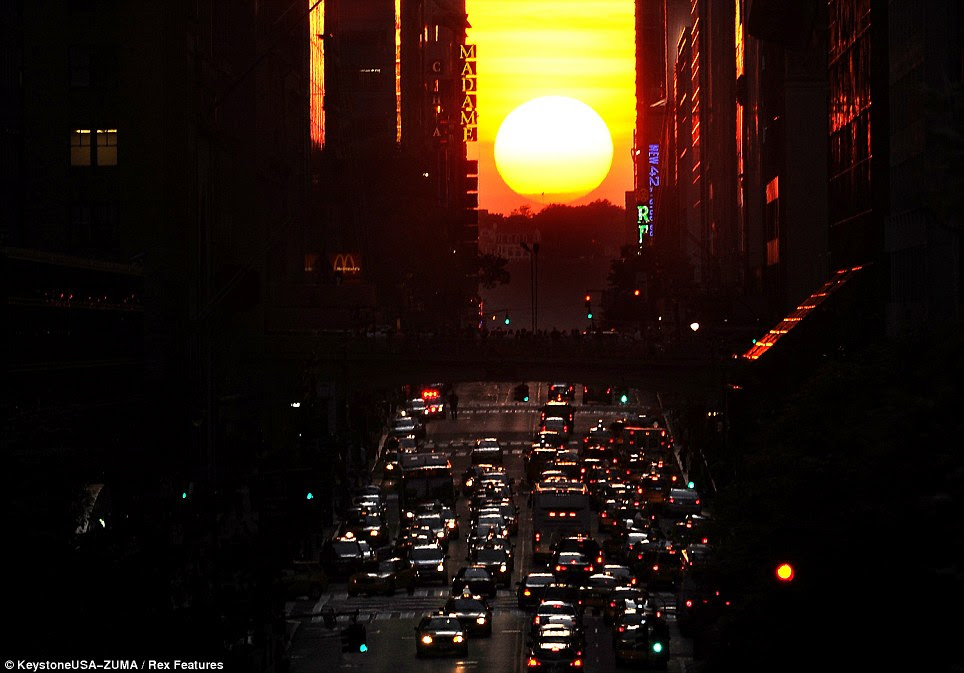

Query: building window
[96,129,118,165]
[70,128,117,166]
[70,129,92,166]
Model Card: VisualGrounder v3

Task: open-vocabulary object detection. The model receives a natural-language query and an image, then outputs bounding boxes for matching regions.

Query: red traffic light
[775,562,795,582]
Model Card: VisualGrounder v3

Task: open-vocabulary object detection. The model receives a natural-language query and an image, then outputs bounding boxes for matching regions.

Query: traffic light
[341,622,368,653]
[584,294,592,319]
[504,311,510,326]
[775,562,795,582]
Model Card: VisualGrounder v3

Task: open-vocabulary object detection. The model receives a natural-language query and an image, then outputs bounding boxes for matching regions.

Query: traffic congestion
[285,381,719,673]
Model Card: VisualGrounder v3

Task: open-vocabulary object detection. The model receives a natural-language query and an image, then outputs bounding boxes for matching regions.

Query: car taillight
[556,565,564,572]
[571,659,583,668]
[528,658,541,668]
[685,599,693,608]
[524,589,532,596]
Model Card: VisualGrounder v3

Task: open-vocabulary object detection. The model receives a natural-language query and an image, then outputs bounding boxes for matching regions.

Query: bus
[531,481,592,563]
[399,453,456,520]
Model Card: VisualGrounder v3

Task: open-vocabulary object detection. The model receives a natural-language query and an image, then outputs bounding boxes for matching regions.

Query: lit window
[96,129,118,165]
[71,129,92,166]
[71,128,117,166]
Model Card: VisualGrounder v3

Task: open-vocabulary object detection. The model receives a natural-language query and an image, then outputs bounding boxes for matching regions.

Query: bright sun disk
[494,96,614,203]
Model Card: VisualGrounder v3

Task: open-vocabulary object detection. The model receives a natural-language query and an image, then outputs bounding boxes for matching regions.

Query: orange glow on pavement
[468,1,636,214]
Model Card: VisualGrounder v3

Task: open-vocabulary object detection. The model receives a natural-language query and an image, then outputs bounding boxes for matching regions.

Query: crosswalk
[285,587,521,624]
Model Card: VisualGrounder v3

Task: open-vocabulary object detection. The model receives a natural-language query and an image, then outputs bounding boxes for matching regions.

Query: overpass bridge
[263,331,726,395]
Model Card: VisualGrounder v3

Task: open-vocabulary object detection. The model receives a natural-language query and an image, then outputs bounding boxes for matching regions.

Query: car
[539,583,584,617]
[541,401,575,427]
[582,384,613,405]
[676,564,733,637]
[532,429,566,448]
[442,594,494,637]
[419,387,447,419]
[338,512,389,547]
[278,560,329,600]
[468,543,513,587]
[612,610,671,668]
[348,556,417,596]
[580,573,618,610]
[518,571,557,610]
[412,512,450,549]
[440,505,460,539]
[321,537,372,579]
[415,615,468,658]
[471,437,504,465]
[547,382,575,402]
[550,551,595,585]
[529,601,583,642]
[475,500,519,535]
[409,543,448,586]
[552,535,605,566]
[664,487,703,517]
[604,585,651,625]
[406,397,428,420]
[630,541,683,590]
[540,416,571,440]
[452,564,498,598]
[527,624,585,670]
[391,413,425,439]
[601,563,639,587]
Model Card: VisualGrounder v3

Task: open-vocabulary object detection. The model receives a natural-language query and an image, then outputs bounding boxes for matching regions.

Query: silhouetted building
[315,0,478,331]
[884,0,963,336]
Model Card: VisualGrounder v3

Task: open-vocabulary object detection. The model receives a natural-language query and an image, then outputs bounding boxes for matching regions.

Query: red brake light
[528,658,541,668]
[571,660,583,668]
[685,600,693,608]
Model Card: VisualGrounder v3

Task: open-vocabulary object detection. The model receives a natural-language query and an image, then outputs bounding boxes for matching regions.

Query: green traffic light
[587,313,593,319]
[687,480,695,489]
[306,492,314,500]
[620,394,629,404]
[523,395,529,402]
[181,492,188,499]
[652,642,663,654]
[359,644,368,653]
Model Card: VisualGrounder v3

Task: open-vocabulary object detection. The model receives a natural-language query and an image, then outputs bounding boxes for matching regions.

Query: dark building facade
[4,1,311,664]
[314,0,477,332]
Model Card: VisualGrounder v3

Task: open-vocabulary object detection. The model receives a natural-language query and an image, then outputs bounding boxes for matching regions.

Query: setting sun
[467,0,636,213]
[494,96,614,203]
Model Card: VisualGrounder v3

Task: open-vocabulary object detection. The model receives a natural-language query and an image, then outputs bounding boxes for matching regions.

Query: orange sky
[466,0,637,215]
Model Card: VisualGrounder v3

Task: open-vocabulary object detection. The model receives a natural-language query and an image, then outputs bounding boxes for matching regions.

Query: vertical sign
[460,44,477,143]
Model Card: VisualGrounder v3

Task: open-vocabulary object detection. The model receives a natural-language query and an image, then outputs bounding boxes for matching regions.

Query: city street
[285,381,696,673]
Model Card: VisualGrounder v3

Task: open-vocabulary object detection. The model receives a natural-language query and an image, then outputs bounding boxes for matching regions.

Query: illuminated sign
[330,253,362,279]
[638,144,659,245]
[460,44,477,142]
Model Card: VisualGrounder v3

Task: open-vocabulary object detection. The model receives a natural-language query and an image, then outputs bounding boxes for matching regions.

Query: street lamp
[520,241,540,332]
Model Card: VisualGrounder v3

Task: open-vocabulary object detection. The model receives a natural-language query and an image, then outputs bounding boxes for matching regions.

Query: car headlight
[386,463,395,471]
[499,564,507,573]
[437,563,445,572]
[453,635,464,643]
[370,530,379,536]
[476,616,486,625]
[465,478,474,488]
[421,635,433,644]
